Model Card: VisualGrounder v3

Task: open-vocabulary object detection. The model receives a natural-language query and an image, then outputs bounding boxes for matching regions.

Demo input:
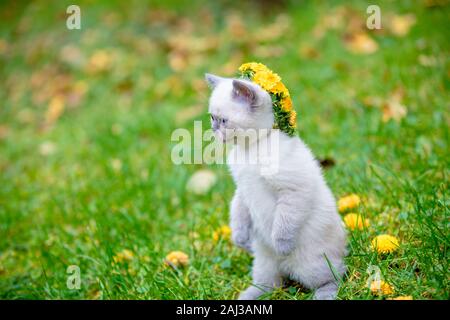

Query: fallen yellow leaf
[344,32,378,54]
[389,14,416,37]
[165,251,189,267]
[382,89,408,123]
[45,95,65,125]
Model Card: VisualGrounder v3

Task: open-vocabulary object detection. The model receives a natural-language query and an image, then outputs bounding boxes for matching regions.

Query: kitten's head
[205,73,274,143]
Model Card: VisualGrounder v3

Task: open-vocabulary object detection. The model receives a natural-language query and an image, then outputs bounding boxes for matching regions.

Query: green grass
[0,0,448,299]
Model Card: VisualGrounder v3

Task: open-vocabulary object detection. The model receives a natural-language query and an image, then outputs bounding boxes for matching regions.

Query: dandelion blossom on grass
[213,225,232,243]
[165,251,189,267]
[338,194,360,213]
[370,280,394,296]
[371,234,400,254]
[343,213,369,230]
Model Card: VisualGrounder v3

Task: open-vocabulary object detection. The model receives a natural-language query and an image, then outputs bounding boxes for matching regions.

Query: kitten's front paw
[238,287,263,300]
[273,237,295,256]
[232,232,252,253]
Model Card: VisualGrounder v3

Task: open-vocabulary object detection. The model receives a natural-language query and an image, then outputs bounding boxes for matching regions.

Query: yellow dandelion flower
[343,213,369,230]
[238,62,268,73]
[370,280,394,295]
[338,194,361,212]
[213,225,232,243]
[252,70,281,91]
[289,111,297,128]
[390,295,413,300]
[371,234,400,254]
[165,251,189,267]
[270,81,290,97]
[112,249,134,264]
[280,96,293,112]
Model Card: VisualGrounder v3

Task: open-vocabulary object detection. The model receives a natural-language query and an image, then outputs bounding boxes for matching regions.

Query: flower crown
[238,62,297,136]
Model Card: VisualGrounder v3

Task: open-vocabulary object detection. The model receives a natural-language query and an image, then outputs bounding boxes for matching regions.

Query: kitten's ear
[205,73,223,89]
[232,80,257,106]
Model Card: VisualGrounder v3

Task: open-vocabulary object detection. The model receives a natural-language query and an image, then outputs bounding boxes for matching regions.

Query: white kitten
[205,73,347,300]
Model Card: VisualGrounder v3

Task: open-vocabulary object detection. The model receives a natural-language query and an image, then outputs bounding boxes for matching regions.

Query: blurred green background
[0,0,448,299]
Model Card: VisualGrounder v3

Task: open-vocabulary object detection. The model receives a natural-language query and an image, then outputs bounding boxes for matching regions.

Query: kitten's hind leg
[313,281,338,300]
[238,250,281,300]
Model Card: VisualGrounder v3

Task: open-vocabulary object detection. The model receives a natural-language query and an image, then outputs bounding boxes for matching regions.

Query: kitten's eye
[210,114,214,121]
[222,118,227,124]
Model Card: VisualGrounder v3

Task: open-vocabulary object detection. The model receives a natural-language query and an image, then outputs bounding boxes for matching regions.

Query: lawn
[0,0,448,300]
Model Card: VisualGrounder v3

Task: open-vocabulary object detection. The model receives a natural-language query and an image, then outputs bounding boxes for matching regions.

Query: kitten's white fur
[206,74,347,300]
